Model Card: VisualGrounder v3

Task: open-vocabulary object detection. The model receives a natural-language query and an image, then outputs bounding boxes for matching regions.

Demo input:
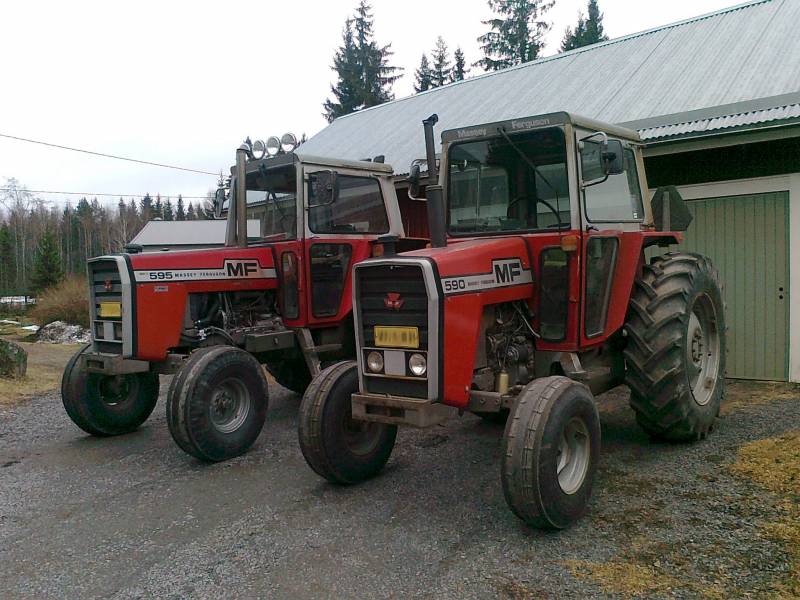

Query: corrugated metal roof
[129,220,260,246]
[639,102,800,141]
[300,0,800,173]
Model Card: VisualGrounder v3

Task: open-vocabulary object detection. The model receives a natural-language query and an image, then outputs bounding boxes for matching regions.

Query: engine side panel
[128,247,278,361]
[425,238,534,407]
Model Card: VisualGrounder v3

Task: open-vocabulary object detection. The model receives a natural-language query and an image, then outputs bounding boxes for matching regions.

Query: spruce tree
[176,195,186,220]
[414,54,432,93]
[323,1,402,122]
[561,0,607,52]
[186,203,196,220]
[163,199,174,221]
[140,193,153,221]
[476,0,555,71]
[30,229,63,295]
[0,224,15,294]
[324,19,361,122]
[154,195,163,219]
[354,1,402,107]
[430,37,452,88]
[452,47,469,81]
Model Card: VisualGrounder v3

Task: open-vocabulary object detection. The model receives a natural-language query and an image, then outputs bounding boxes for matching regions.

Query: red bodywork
[128,238,377,362]
[401,229,680,408]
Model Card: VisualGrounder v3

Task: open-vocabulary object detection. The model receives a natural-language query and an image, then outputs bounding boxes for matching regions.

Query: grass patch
[565,560,683,598]
[0,341,81,406]
[722,381,799,416]
[30,277,89,328]
[729,432,800,598]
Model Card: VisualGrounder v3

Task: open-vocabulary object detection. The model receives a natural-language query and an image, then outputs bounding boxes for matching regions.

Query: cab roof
[441,112,642,144]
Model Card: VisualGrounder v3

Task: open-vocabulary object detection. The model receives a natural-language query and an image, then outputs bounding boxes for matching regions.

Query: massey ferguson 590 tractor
[62,135,426,461]
[298,113,726,529]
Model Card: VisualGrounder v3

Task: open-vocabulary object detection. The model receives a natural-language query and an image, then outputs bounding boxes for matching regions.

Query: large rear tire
[167,346,268,462]
[502,376,601,529]
[61,345,159,436]
[298,361,397,484]
[624,252,726,441]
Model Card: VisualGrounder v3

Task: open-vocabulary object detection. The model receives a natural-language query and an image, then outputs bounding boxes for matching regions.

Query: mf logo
[224,259,260,278]
[384,292,405,310]
[493,258,524,284]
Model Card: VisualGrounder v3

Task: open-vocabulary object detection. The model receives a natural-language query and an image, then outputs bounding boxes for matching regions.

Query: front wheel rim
[556,417,591,495]
[341,409,382,456]
[209,378,251,434]
[97,375,137,407]
[686,294,721,407]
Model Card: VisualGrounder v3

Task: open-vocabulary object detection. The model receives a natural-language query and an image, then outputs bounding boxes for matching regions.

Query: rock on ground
[37,321,90,345]
[0,338,27,378]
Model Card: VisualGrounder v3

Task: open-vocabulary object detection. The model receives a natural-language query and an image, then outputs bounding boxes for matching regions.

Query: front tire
[298,361,397,484]
[167,347,269,462]
[624,252,726,441]
[61,345,159,436]
[502,376,601,529]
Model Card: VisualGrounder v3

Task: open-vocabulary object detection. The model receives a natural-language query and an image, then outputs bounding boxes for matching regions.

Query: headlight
[408,353,427,377]
[367,351,384,373]
[251,139,267,160]
[281,132,298,153]
[266,136,281,156]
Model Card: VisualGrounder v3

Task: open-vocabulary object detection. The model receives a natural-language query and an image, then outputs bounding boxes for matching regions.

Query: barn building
[128,220,260,253]
[300,0,800,383]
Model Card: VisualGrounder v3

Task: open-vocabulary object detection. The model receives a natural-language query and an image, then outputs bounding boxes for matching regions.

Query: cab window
[582,147,643,222]
[447,127,570,234]
[308,174,389,234]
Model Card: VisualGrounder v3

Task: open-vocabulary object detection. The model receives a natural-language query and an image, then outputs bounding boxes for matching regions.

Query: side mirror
[602,139,624,176]
[309,170,339,208]
[408,163,421,199]
[580,134,625,187]
[213,187,226,219]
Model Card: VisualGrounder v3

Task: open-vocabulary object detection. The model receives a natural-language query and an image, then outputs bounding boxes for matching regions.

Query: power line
[0,132,221,176]
[0,187,209,200]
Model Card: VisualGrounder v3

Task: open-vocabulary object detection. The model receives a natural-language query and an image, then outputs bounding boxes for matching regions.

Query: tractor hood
[402,237,533,295]
[127,247,278,284]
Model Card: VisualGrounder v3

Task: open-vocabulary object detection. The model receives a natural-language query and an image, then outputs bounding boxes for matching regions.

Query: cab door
[578,135,647,347]
[302,166,399,326]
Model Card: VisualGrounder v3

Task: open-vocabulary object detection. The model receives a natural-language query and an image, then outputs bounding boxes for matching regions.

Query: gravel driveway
[0,379,797,599]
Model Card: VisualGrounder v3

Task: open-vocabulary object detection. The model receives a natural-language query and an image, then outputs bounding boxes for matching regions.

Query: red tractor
[298,113,726,528]
[62,137,427,461]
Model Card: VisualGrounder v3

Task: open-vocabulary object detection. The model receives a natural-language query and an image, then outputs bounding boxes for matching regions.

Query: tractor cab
[299,112,725,531]
[216,138,407,330]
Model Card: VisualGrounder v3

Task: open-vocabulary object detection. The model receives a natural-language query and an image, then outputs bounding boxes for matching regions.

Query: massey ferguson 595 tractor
[62,135,426,461]
[298,113,726,529]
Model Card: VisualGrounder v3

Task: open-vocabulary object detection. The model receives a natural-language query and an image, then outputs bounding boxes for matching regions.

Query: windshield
[238,164,297,240]
[447,127,570,234]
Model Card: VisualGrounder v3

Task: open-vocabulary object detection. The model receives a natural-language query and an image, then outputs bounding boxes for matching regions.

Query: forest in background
[0,178,214,297]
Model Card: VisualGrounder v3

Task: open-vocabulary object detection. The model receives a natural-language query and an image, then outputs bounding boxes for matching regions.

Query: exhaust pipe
[423,114,446,248]
[227,144,249,248]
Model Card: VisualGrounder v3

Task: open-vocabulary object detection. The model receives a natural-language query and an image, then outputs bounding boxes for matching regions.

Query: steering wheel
[508,195,565,226]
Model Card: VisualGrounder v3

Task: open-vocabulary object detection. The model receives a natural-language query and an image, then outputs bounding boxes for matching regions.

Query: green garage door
[677,192,790,381]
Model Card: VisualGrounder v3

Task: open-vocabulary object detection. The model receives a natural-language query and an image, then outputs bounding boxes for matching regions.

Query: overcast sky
[0,0,738,207]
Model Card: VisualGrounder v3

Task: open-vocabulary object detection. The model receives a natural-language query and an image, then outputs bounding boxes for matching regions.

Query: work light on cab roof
[247,133,299,160]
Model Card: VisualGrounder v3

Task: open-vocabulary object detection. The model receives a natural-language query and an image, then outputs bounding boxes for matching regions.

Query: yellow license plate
[374,326,419,349]
[99,302,122,318]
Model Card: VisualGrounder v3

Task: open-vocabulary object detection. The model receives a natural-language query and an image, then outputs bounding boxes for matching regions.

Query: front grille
[358,264,428,349]
[357,263,429,399]
[89,259,124,354]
